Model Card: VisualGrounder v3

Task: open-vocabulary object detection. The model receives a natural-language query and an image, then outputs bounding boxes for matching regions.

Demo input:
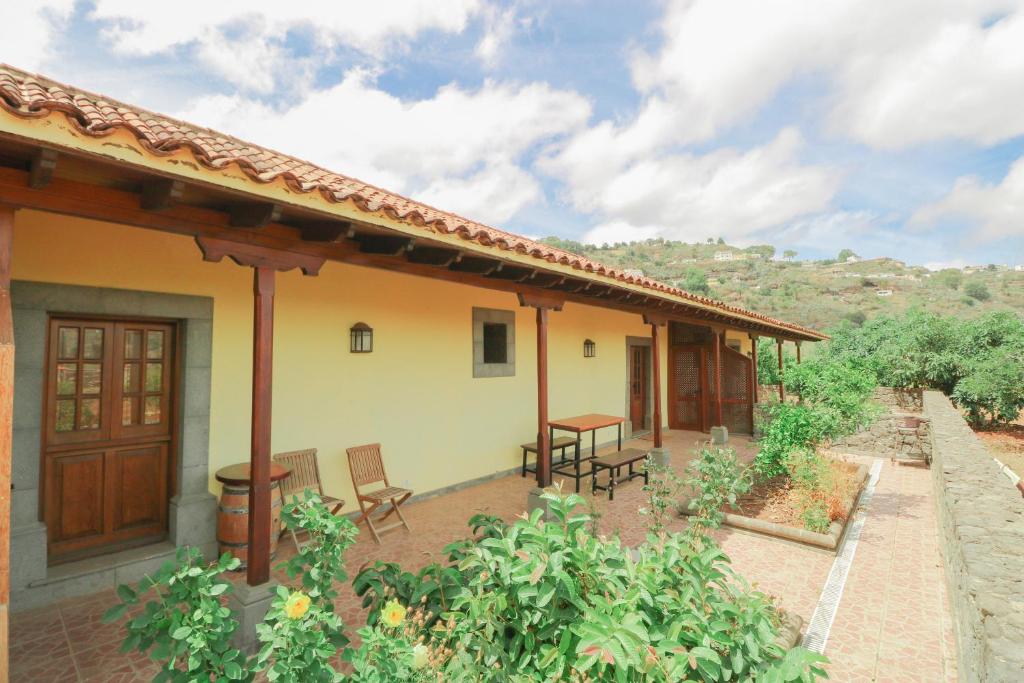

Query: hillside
[539,237,1024,332]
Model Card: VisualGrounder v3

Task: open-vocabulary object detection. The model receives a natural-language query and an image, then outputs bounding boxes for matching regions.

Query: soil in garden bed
[730,459,862,529]
[973,410,1024,480]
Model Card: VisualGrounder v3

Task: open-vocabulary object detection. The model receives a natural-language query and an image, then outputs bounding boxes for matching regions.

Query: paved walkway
[10,432,956,681]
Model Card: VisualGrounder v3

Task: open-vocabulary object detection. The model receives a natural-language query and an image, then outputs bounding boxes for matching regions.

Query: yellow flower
[380,599,407,628]
[284,591,311,620]
[411,643,429,669]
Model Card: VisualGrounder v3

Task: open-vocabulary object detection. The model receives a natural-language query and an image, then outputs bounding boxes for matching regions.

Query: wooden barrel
[216,481,282,570]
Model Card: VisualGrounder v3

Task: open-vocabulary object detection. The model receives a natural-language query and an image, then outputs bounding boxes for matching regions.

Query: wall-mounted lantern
[583,338,596,358]
[350,322,373,353]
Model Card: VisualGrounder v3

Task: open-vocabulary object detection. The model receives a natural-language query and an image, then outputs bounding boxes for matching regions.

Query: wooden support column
[713,328,724,426]
[195,237,324,587]
[518,292,564,488]
[643,313,668,449]
[796,341,802,364]
[776,339,785,401]
[0,205,14,681]
[248,266,274,586]
[749,334,759,405]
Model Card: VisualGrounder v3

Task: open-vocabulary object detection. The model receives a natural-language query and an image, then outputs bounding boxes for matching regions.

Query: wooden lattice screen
[720,345,753,434]
[669,345,703,430]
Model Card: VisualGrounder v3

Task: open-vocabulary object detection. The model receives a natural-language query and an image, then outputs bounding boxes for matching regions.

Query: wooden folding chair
[346,443,412,543]
[273,448,345,550]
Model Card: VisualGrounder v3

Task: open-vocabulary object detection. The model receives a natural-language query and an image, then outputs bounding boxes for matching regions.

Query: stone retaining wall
[924,391,1024,682]
[832,412,932,461]
[872,386,923,412]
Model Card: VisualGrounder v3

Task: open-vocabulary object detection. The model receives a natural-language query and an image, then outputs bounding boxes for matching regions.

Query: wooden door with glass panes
[42,318,176,563]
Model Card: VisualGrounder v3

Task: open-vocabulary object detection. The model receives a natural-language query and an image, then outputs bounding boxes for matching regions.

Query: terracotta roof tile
[0,65,825,340]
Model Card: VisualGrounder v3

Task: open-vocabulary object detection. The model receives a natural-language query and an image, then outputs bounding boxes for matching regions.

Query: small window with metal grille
[482,323,508,364]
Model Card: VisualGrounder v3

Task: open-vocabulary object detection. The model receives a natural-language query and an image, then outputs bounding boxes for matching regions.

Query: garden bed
[684,459,869,551]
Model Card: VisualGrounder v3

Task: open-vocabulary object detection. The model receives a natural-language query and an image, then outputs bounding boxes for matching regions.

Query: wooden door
[628,345,648,430]
[42,318,176,563]
[669,345,705,431]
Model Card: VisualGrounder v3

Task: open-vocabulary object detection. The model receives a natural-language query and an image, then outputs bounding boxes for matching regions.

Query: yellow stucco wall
[12,210,672,503]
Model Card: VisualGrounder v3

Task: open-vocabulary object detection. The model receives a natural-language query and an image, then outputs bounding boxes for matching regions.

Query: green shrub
[256,587,345,682]
[964,280,991,301]
[101,549,248,682]
[683,446,752,538]
[640,455,686,535]
[353,491,827,681]
[952,348,1024,426]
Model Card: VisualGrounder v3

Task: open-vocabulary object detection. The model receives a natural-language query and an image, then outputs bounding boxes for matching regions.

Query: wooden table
[215,462,291,570]
[548,414,625,492]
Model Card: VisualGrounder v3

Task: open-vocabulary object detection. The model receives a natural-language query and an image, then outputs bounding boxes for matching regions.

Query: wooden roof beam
[140,178,185,212]
[230,202,282,228]
[529,272,565,288]
[406,246,461,266]
[488,265,534,281]
[299,221,352,243]
[450,256,502,275]
[28,148,58,189]
[353,233,415,255]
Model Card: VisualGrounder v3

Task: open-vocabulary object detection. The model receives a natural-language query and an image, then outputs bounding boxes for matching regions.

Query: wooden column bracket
[195,236,325,276]
[516,291,565,311]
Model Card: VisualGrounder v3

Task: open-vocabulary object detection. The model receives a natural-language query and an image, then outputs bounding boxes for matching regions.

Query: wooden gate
[669,344,705,430]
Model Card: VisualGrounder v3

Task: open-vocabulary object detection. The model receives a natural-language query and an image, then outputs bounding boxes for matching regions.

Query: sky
[2,1,1024,269]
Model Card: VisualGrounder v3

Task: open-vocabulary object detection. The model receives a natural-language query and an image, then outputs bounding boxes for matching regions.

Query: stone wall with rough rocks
[832,412,932,461]
[872,386,923,413]
[925,391,1024,682]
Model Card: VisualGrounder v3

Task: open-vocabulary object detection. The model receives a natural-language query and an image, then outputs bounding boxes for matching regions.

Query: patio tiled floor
[10,430,956,681]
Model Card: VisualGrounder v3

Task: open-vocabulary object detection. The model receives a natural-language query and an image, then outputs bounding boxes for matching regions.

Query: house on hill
[0,66,824,626]
[713,251,734,261]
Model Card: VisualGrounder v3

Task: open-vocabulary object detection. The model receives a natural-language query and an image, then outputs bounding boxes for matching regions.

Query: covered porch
[9,429,957,682]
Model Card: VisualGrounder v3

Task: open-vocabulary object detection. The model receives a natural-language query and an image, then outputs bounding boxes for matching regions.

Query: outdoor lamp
[583,338,596,358]
[350,322,373,353]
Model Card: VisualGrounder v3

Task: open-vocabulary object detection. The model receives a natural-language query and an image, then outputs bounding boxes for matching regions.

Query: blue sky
[4,0,1024,268]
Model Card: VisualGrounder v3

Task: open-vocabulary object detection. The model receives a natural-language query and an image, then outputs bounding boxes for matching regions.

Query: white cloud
[177,70,591,224]
[0,1,74,72]
[911,156,1024,239]
[631,0,1024,148]
[90,0,485,91]
[546,127,840,244]
[475,5,518,68]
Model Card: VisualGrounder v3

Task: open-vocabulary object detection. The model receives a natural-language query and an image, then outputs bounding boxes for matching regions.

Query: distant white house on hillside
[845,255,860,263]
[1016,265,1024,272]
[622,268,644,278]
[714,251,734,261]
[876,289,893,297]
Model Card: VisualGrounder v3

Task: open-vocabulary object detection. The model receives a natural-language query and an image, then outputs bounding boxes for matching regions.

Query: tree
[783,249,797,260]
[837,248,858,261]
[933,268,962,290]
[716,237,726,245]
[706,237,714,244]
[679,267,710,295]
[964,280,991,301]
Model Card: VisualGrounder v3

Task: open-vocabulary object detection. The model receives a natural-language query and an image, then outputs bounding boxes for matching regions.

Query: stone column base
[229,580,277,653]
[169,492,218,559]
[9,522,48,590]
[649,446,672,467]
[710,426,729,444]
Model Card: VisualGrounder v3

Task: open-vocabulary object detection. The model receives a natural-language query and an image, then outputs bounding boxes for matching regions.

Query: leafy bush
[280,491,359,617]
[683,446,752,538]
[103,491,358,682]
[952,348,1024,426]
[256,587,345,682]
[353,491,827,681]
[102,548,247,681]
[640,455,686,535]
[964,280,991,301]
[823,309,1024,426]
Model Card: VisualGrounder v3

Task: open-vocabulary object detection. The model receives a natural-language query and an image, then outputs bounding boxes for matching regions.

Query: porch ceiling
[0,65,826,342]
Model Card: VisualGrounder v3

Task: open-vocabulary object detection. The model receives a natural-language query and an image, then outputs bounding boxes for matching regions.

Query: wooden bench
[521,436,577,477]
[591,448,649,500]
